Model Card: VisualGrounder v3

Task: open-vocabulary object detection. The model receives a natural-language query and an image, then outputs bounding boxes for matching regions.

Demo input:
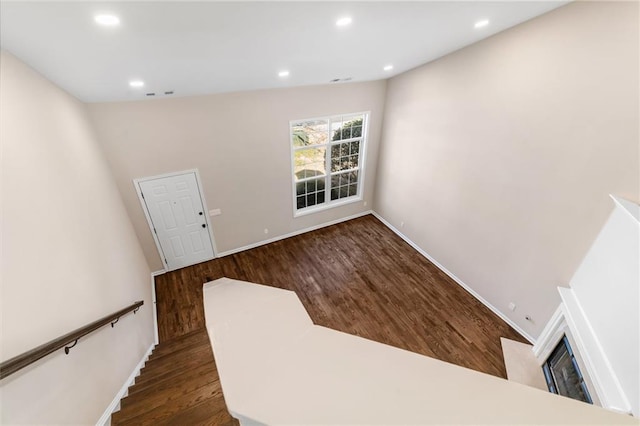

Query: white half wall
[0,50,155,424]
[203,277,636,425]
[373,1,639,339]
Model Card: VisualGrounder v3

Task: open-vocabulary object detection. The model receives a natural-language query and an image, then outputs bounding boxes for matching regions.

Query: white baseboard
[96,343,154,426]
[150,274,160,345]
[151,268,165,345]
[370,211,535,344]
[216,210,374,257]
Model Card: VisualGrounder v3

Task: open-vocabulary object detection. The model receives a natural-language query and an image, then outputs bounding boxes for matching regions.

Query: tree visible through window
[291,113,367,214]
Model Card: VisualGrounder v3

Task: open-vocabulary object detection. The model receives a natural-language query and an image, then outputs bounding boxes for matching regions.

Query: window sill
[293,196,363,218]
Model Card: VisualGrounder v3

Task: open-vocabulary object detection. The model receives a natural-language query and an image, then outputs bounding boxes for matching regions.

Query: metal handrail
[0,300,143,380]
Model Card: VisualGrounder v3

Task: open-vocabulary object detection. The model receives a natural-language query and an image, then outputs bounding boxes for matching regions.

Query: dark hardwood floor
[155,214,527,378]
[117,214,528,424]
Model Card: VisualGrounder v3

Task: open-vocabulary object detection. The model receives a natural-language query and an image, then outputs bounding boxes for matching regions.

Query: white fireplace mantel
[558,287,631,414]
[533,194,639,417]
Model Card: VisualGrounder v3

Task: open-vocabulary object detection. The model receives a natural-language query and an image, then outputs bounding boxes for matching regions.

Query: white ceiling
[0,1,568,103]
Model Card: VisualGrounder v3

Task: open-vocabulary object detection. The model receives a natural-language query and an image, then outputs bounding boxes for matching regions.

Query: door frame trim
[133,168,218,271]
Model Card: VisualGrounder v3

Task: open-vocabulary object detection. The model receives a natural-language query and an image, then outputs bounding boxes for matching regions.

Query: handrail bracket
[64,339,78,355]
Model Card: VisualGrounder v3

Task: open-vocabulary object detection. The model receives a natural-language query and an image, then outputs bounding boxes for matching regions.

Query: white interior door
[138,171,215,270]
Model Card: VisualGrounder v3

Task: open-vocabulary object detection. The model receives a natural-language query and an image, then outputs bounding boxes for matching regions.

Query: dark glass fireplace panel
[542,335,593,404]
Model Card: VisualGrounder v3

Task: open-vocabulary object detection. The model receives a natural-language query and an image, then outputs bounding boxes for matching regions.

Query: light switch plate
[209,209,222,216]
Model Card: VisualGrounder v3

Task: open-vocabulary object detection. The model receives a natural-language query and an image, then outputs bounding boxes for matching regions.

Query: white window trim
[289,111,370,218]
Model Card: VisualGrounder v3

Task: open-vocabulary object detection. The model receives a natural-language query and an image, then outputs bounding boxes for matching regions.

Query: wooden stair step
[113,379,223,425]
[142,339,212,372]
[129,350,214,392]
[119,369,218,418]
[150,333,210,359]
[153,329,208,352]
[150,329,209,358]
[135,344,212,384]
[140,343,212,376]
[123,362,217,404]
[153,397,239,426]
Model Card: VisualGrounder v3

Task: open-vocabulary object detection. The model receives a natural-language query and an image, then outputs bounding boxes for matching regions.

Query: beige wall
[0,51,155,424]
[87,81,387,271]
[374,1,639,339]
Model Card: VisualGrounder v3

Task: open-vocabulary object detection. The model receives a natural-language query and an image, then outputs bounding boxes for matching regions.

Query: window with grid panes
[290,113,367,215]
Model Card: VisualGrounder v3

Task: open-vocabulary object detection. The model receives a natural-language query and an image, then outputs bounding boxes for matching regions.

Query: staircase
[111,330,237,426]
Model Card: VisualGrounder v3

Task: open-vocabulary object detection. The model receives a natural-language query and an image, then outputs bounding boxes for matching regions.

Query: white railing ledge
[610,194,640,223]
[203,277,636,425]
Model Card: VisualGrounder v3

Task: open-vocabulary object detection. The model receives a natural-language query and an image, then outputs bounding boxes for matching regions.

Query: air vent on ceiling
[145,91,174,97]
[330,77,353,83]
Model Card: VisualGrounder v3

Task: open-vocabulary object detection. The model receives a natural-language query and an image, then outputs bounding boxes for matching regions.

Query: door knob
[202,224,206,228]
[199,212,203,215]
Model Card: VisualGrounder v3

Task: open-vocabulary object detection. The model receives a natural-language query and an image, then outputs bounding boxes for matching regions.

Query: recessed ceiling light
[383,65,394,71]
[94,14,120,26]
[278,70,290,78]
[474,19,489,29]
[129,80,144,88]
[336,16,352,27]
